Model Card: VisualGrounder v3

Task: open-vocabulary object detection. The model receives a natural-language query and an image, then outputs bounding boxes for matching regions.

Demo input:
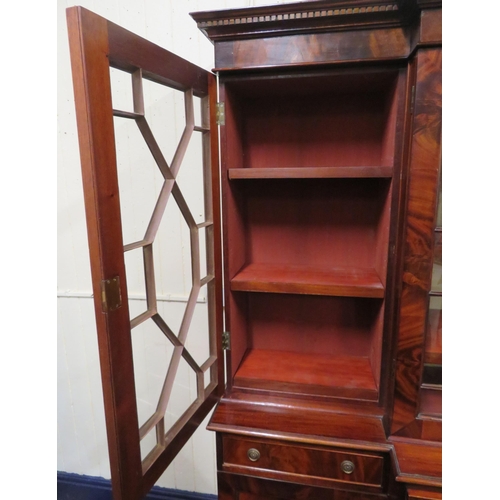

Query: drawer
[222,436,386,490]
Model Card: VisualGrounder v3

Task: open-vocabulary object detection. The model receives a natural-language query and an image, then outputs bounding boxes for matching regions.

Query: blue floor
[57,472,217,500]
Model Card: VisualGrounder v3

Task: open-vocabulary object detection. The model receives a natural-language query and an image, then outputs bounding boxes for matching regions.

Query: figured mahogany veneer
[214,29,409,71]
[222,435,385,490]
[234,349,378,400]
[391,47,442,435]
[219,472,394,500]
[231,263,385,298]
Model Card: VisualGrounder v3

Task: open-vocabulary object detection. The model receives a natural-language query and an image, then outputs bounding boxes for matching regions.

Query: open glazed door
[66,6,223,500]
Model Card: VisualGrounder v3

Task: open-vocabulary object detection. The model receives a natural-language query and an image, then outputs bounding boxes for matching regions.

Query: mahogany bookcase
[67,1,442,499]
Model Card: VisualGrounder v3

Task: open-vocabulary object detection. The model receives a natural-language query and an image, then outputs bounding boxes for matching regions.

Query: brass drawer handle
[341,460,355,474]
[247,448,261,462]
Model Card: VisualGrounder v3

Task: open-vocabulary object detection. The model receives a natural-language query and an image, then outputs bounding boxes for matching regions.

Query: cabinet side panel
[207,74,225,395]
[221,84,247,279]
[391,48,441,433]
[378,66,414,415]
[219,83,250,382]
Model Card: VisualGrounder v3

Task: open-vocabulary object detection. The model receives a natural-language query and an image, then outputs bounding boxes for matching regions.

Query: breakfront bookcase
[67,1,442,499]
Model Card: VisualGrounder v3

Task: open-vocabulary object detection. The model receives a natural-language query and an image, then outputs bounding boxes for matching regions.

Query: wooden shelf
[231,263,385,298]
[228,166,393,180]
[234,349,378,400]
[391,441,442,485]
[419,387,442,419]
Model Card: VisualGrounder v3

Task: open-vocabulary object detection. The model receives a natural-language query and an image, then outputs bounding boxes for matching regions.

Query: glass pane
[435,181,442,228]
[425,295,442,366]
[431,231,442,293]
[421,164,442,393]
[422,295,442,386]
[108,67,216,468]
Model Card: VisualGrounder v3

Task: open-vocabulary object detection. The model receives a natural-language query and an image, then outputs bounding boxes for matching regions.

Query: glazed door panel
[67,7,223,499]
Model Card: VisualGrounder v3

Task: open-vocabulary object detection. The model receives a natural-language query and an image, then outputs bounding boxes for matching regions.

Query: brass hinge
[410,85,415,114]
[222,331,231,350]
[101,276,122,313]
[216,102,225,126]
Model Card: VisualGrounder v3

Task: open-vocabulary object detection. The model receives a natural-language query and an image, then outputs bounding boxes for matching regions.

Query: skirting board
[57,472,217,500]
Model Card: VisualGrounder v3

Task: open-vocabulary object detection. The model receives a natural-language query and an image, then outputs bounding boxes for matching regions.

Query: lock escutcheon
[247,448,260,462]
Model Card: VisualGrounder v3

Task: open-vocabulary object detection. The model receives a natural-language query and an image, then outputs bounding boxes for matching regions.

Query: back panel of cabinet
[220,66,406,404]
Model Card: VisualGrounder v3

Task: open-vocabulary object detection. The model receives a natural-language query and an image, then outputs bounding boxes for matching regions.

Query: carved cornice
[191,0,420,42]
[198,4,399,28]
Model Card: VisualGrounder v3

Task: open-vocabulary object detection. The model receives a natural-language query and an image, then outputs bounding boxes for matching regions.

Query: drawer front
[222,436,385,489]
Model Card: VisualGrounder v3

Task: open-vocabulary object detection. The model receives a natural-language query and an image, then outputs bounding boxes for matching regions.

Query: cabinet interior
[222,67,402,402]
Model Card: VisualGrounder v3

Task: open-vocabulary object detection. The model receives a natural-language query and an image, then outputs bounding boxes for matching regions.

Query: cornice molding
[197,4,399,28]
[190,0,421,42]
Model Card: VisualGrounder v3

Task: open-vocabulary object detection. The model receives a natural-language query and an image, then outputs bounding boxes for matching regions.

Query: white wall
[57,0,301,495]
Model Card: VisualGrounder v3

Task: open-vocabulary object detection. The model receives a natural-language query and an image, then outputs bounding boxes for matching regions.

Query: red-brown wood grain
[228,166,394,179]
[419,8,442,45]
[68,1,444,498]
[207,74,226,397]
[231,263,385,298]
[418,388,441,418]
[219,81,249,385]
[375,66,413,416]
[222,435,385,489]
[107,17,208,96]
[234,349,378,400]
[391,441,441,487]
[222,171,393,390]
[232,178,392,273]
[239,494,269,500]
[224,78,399,169]
[390,47,442,435]
[216,473,238,500]
[418,419,441,442]
[218,471,392,500]
[390,417,441,443]
[209,396,388,446]
[214,29,410,71]
[225,388,386,419]
[241,293,383,369]
[407,486,442,499]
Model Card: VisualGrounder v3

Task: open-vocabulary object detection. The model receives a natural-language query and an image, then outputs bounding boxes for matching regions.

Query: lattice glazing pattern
[112,68,217,469]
